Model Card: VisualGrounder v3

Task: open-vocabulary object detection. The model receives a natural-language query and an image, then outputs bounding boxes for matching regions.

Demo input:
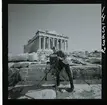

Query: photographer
[51,47,74,92]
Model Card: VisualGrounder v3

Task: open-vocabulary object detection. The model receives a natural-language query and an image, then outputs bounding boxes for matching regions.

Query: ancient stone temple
[24,30,69,54]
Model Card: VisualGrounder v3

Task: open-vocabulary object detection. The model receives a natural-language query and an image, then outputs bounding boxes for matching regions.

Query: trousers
[56,59,74,88]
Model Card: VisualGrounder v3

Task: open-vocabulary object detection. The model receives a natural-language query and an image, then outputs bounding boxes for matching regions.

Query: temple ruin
[24,30,69,54]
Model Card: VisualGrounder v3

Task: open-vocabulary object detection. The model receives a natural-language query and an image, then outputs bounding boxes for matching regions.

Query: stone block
[19,68,29,80]
[8,53,29,62]
[19,62,30,68]
[29,63,46,69]
[71,65,102,79]
[20,68,29,72]
[26,89,56,99]
[28,53,38,61]
[28,68,46,81]
[8,63,14,68]
[27,75,44,81]
[11,62,31,68]
[86,57,101,65]
[12,63,21,68]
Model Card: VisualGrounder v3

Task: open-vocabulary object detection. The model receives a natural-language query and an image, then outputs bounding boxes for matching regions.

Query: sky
[8,4,101,55]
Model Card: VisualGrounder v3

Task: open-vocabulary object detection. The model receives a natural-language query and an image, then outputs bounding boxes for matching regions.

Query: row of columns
[39,36,68,51]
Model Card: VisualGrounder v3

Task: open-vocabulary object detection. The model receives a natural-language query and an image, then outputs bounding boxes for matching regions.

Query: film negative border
[101,2,107,100]
[2,1,107,105]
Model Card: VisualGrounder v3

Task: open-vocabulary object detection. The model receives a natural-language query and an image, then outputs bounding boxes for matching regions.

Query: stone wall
[8,51,102,85]
[8,62,101,82]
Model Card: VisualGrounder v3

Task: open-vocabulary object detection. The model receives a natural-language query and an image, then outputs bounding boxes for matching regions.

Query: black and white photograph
[8,4,102,99]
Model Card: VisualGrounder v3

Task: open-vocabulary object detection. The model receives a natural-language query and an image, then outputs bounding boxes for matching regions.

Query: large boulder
[19,68,29,81]
[19,62,31,68]
[8,68,22,87]
[25,89,56,99]
[28,52,38,61]
[71,65,102,79]
[71,58,86,65]
[85,57,101,65]
[71,51,88,59]
[28,64,46,81]
[8,53,29,62]
[65,84,101,99]
[11,63,21,68]
[11,62,31,68]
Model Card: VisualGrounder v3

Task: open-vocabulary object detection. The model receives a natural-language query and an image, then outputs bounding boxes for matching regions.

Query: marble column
[65,40,66,51]
[53,38,55,48]
[66,40,68,50]
[63,40,65,51]
[59,39,61,50]
[57,39,59,50]
[61,39,63,51]
[39,36,41,50]
[51,38,53,49]
[48,37,50,49]
[46,37,48,49]
[43,36,46,50]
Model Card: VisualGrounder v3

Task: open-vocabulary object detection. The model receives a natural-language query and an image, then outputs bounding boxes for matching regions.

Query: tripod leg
[56,69,60,86]
[44,74,47,81]
[55,67,60,99]
[36,66,53,87]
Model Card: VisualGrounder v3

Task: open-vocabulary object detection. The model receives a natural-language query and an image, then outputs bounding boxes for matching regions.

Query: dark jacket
[54,50,69,65]
[54,50,66,59]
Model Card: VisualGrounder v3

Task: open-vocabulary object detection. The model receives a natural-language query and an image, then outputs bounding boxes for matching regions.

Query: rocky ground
[9,82,101,99]
[8,50,102,99]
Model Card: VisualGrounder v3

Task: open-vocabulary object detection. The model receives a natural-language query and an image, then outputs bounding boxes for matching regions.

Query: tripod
[36,64,58,98]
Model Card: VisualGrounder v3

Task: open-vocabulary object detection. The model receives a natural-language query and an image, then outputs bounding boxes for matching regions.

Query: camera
[49,54,58,66]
